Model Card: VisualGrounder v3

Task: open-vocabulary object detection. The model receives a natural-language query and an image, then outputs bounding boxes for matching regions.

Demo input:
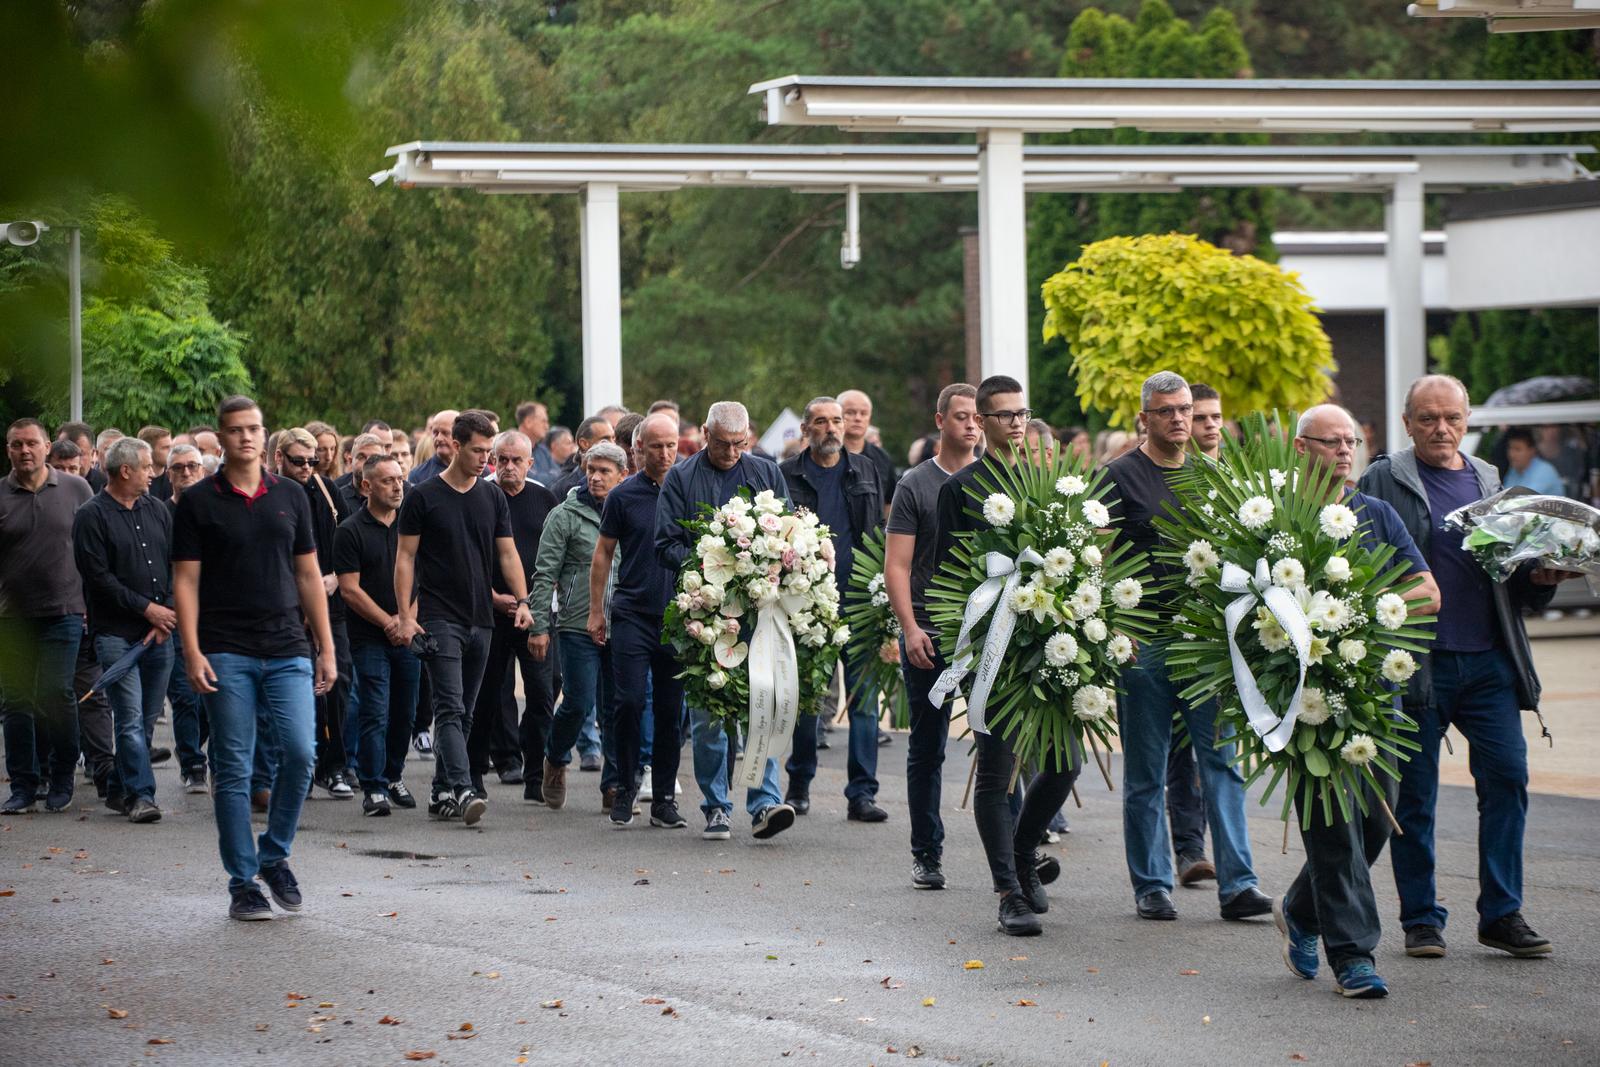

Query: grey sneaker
[702,809,732,840]
[182,769,208,795]
[650,801,687,829]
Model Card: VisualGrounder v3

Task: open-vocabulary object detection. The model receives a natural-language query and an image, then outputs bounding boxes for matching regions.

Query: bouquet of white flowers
[663,489,846,786]
[1445,486,1600,592]
[842,529,910,728]
[925,452,1155,773]
[1155,415,1436,830]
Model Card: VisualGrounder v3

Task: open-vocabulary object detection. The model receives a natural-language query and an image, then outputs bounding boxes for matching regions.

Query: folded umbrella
[80,637,151,703]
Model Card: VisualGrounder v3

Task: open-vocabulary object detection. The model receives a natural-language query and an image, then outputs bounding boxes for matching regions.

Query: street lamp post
[1,219,82,422]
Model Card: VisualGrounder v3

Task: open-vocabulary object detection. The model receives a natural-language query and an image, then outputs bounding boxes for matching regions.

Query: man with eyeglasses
[162,444,211,792]
[467,431,557,796]
[648,402,795,839]
[1106,370,1269,925]
[932,376,1084,937]
[1358,374,1566,960]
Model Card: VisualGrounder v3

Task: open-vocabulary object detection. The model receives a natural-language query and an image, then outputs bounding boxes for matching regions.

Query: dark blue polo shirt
[600,471,673,618]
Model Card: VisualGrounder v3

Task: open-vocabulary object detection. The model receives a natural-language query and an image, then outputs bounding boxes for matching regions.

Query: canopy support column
[1384,172,1425,454]
[977,129,1029,393]
[580,182,623,413]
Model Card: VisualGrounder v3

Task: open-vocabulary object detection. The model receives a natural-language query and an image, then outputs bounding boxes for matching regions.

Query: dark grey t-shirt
[887,457,958,632]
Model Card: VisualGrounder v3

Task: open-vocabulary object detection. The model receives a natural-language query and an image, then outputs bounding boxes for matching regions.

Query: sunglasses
[282,454,315,468]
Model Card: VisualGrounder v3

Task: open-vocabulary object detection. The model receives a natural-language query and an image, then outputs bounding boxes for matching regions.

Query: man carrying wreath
[1278,403,1439,998]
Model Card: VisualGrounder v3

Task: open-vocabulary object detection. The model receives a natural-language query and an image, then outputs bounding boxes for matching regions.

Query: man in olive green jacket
[530,442,624,809]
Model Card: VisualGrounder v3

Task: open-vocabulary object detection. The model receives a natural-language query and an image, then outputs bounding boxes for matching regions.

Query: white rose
[832,626,850,646]
[1081,499,1111,527]
[1083,618,1108,643]
[707,670,729,690]
[682,571,704,593]
[1337,638,1367,665]
[982,493,1016,528]
[1080,545,1102,568]
[753,490,783,515]
[734,515,757,538]
[1323,556,1352,583]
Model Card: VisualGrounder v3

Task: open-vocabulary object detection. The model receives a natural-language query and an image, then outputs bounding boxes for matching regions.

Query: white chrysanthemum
[707,669,729,690]
[1105,633,1134,663]
[1307,591,1352,633]
[1324,556,1352,584]
[982,493,1016,528]
[1375,593,1409,630]
[1008,584,1035,615]
[1337,638,1367,664]
[1081,545,1102,568]
[1055,475,1087,498]
[1044,632,1079,666]
[1183,540,1220,575]
[1381,649,1417,683]
[1254,614,1290,653]
[1271,558,1305,588]
[1238,495,1275,531]
[1070,581,1102,617]
[1071,685,1113,721]
[1083,618,1108,643]
[1340,734,1378,766]
[1319,503,1358,541]
[1081,499,1111,527]
[1042,546,1075,578]
[1270,469,1288,491]
[1111,578,1143,610]
[1298,687,1330,726]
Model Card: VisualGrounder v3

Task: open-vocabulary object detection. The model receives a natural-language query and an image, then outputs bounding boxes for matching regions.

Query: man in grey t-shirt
[882,385,980,890]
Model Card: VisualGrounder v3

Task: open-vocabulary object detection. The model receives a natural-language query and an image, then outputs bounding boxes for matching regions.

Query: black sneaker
[1477,912,1552,958]
[609,788,637,828]
[702,809,732,840]
[127,798,162,823]
[470,773,489,800]
[258,862,302,911]
[1016,853,1048,915]
[362,791,392,817]
[650,801,687,829]
[149,746,172,765]
[998,890,1043,936]
[44,777,74,812]
[386,781,416,809]
[497,764,524,785]
[1,789,37,815]
[1034,852,1061,886]
[182,768,208,795]
[1404,924,1447,958]
[228,886,273,921]
[752,803,795,840]
[912,856,946,890]
[457,787,487,827]
[316,771,354,799]
[427,792,460,820]
[846,798,889,823]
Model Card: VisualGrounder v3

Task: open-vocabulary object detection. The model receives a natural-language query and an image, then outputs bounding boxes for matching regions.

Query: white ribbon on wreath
[1219,558,1313,753]
[929,547,1043,735]
[736,600,800,788]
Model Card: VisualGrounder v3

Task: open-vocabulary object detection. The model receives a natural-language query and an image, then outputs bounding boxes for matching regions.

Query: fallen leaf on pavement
[1202,1015,1212,1025]
[1008,956,1028,961]
[101,959,114,965]
[922,997,936,1007]
[906,1047,924,1059]
[107,1008,129,1019]
[1017,999,1037,1007]
[146,1038,172,1045]
[379,1016,402,1025]
[285,993,308,1001]
[880,978,904,990]
[1085,967,1099,974]
[1290,1055,1308,1062]
[254,1024,268,1032]
[641,998,666,1005]
[827,997,845,1003]
[402,1053,436,1062]
[540,1000,563,1010]
[378,911,398,918]
[1179,969,1200,976]
[0,890,13,897]
[317,1002,334,1009]
[963,960,984,970]
[447,1031,476,1041]
[456,1023,473,1032]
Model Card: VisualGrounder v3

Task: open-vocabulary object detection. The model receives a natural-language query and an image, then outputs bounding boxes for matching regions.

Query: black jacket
[72,489,173,641]
[779,449,884,554]
[1357,447,1554,712]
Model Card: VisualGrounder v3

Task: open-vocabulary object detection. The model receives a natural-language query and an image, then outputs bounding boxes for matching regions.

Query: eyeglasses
[1143,404,1194,419]
[282,454,315,468]
[1299,434,1363,450]
[168,462,203,475]
[979,409,1032,425]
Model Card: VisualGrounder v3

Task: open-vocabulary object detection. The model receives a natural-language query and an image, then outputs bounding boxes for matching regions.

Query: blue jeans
[0,614,84,793]
[787,655,880,803]
[1392,649,1528,930]
[350,639,422,792]
[546,631,617,790]
[690,706,782,817]
[202,654,315,893]
[422,621,492,796]
[901,639,951,859]
[94,633,174,804]
[1120,643,1258,902]
[167,632,208,773]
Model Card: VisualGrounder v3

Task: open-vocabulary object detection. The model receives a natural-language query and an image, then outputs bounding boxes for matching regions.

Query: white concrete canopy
[748,76,1600,447]
[1408,0,1600,33]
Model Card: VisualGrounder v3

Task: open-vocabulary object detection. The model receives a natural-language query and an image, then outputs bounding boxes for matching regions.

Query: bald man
[407,410,460,485]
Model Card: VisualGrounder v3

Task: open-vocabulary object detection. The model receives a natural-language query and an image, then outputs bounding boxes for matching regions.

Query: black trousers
[973,726,1083,893]
[468,618,553,776]
[312,603,352,775]
[75,629,116,787]
[1167,742,1208,860]
[1284,776,1396,970]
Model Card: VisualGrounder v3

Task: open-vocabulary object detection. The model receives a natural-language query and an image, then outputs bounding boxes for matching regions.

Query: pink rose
[782,549,797,570]
[736,536,751,548]
[686,620,704,638]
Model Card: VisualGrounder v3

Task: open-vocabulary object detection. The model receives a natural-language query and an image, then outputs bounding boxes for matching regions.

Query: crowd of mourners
[0,371,1562,998]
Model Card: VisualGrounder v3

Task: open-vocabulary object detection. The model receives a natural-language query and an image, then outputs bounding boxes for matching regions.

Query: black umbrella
[80,637,151,703]
[1482,375,1595,408]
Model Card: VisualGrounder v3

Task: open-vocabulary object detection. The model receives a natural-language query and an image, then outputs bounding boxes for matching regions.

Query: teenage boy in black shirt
[395,411,533,826]
[336,454,421,816]
[931,375,1082,938]
[173,395,336,921]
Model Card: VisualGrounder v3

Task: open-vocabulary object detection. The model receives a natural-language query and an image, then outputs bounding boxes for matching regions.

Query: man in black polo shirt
[1,418,95,815]
[173,395,336,921]
[395,410,533,827]
[72,436,175,823]
[335,454,420,817]
[468,430,556,794]
[931,375,1083,937]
